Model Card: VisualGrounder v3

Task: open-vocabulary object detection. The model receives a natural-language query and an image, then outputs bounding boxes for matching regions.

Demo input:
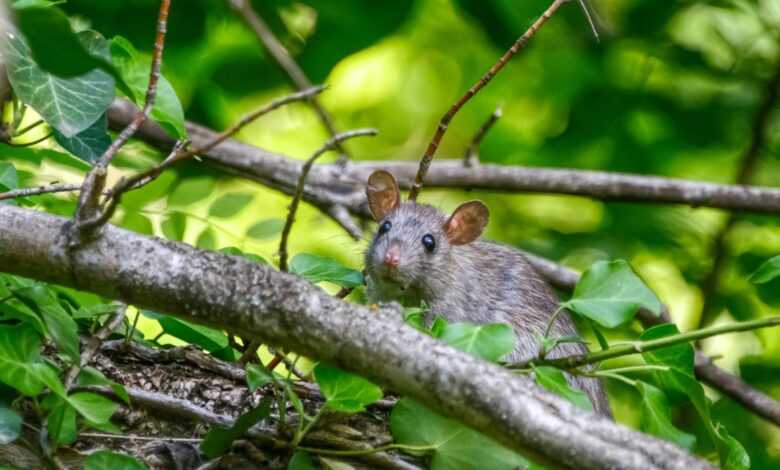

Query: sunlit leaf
[314,362,382,412]
[196,227,217,250]
[68,392,118,424]
[247,219,285,240]
[157,315,228,352]
[750,255,780,284]
[168,177,215,206]
[439,322,516,362]
[563,260,661,328]
[208,192,254,218]
[47,399,77,445]
[110,35,186,139]
[290,254,363,288]
[161,212,188,241]
[0,324,45,396]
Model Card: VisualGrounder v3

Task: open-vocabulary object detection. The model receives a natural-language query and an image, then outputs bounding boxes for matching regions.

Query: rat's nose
[383,245,400,268]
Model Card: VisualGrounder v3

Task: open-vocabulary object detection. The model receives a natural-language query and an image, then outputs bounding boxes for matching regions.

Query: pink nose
[383,246,400,268]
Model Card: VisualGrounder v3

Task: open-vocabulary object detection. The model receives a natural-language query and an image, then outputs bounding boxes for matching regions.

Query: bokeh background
[5,0,780,466]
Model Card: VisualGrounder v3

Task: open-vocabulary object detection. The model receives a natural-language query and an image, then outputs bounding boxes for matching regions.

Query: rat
[363,170,611,417]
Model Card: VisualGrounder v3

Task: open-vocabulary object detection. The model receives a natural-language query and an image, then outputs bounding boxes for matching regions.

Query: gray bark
[108,99,780,215]
[0,204,710,470]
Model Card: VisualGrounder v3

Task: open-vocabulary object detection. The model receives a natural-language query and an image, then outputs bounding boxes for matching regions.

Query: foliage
[1,0,779,468]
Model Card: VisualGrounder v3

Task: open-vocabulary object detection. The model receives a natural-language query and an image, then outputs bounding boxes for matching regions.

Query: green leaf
[161,212,188,241]
[635,381,696,451]
[14,5,109,77]
[314,363,382,413]
[750,255,780,284]
[77,366,130,406]
[533,366,593,412]
[110,35,186,139]
[290,254,364,288]
[0,324,45,396]
[246,363,277,392]
[84,450,148,470]
[287,450,315,470]
[438,322,516,362]
[168,177,215,207]
[14,285,80,363]
[47,399,77,445]
[208,192,254,218]
[220,247,268,264]
[196,227,217,250]
[716,424,750,470]
[247,219,285,240]
[201,398,272,458]
[73,303,121,320]
[53,113,111,163]
[158,316,228,352]
[390,398,531,470]
[640,323,694,376]
[0,405,22,444]
[68,392,118,424]
[0,163,19,192]
[5,28,115,137]
[563,259,661,328]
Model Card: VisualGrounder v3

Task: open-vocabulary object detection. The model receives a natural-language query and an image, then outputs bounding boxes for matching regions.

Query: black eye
[378,220,392,235]
[421,234,436,252]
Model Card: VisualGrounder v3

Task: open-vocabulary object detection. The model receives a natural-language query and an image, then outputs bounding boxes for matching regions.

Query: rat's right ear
[366,170,401,221]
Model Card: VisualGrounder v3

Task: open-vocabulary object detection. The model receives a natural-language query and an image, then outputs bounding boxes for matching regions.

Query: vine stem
[292,405,327,448]
[513,316,780,369]
[297,443,437,457]
[408,0,569,201]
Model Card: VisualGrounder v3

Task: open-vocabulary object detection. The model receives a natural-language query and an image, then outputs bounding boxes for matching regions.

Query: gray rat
[363,170,611,417]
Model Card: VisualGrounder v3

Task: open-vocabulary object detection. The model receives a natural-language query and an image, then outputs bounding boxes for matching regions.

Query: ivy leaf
[53,113,111,164]
[13,5,110,77]
[290,254,364,288]
[201,398,272,458]
[76,366,130,406]
[390,398,533,470]
[0,324,45,396]
[13,285,80,363]
[247,218,285,240]
[533,366,594,412]
[314,363,382,413]
[750,255,780,284]
[0,162,24,206]
[0,405,22,444]
[220,247,268,264]
[84,450,148,470]
[246,363,280,392]
[563,260,661,328]
[110,35,186,140]
[47,399,77,445]
[5,28,115,137]
[439,322,516,362]
[640,323,694,376]
[635,381,696,451]
[715,424,750,470]
[208,192,254,218]
[68,392,118,425]
[287,450,316,470]
[157,315,228,353]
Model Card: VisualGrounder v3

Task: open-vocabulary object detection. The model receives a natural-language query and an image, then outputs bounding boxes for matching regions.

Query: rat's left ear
[443,200,489,245]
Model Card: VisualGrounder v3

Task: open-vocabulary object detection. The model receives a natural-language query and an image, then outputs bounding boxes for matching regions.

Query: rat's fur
[365,201,611,417]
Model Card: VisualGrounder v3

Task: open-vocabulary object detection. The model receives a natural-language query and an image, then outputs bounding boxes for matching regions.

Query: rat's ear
[366,170,401,221]
[444,201,489,245]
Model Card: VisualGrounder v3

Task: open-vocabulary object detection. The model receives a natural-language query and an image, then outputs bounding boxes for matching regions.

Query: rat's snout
[383,244,401,269]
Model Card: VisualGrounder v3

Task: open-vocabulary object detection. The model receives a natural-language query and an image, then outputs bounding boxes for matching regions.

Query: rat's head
[364,170,489,291]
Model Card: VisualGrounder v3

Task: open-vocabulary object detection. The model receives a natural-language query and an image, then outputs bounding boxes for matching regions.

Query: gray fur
[365,201,611,417]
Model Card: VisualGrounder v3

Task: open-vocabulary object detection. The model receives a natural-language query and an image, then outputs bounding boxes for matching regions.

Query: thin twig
[463,106,502,167]
[0,183,81,202]
[73,0,171,233]
[13,119,44,137]
[227,0,349,162]
[698,60,780,327]
[88,86,325,231]
[64,305,127,389]
[408,0,569,201]
[79,432,202,443]
[514,317,780,369]
[278,128,378,271]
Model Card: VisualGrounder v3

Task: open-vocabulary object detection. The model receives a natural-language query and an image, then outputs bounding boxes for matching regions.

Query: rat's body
[364,173,611,417]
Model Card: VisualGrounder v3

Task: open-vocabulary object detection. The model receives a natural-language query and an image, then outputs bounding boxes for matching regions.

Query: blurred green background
[5,0,780,466]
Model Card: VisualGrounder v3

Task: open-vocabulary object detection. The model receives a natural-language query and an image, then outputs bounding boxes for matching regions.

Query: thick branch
[0,204,709,470]
[106,100,780,216]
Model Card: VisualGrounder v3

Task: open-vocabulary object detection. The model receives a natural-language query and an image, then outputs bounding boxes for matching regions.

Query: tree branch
[0,204,710,469]
[409,0,568,200]
[106,100,780,218]
[0,182,81,202]
[463,106,502,167]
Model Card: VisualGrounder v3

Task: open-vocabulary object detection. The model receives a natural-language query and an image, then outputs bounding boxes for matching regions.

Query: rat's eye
[421,234,436,252]
[378,220,392,235]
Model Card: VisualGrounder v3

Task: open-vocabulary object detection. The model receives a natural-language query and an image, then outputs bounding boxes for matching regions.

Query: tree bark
[0,204,710,470]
